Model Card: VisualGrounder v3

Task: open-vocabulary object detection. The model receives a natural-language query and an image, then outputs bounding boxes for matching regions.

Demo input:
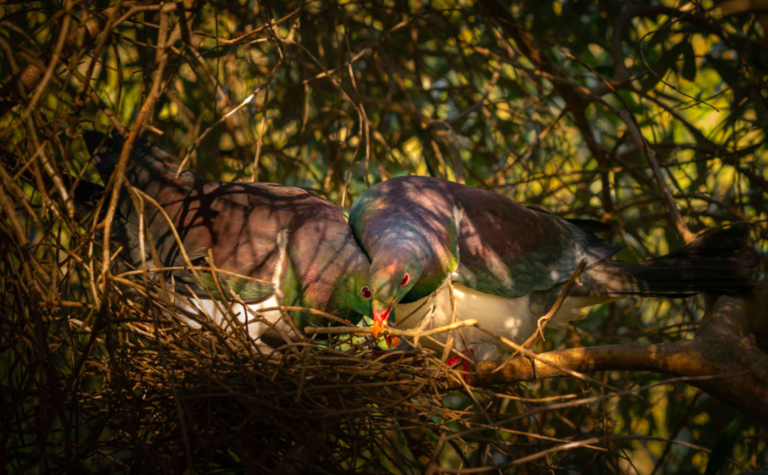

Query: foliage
[1,0,767,473]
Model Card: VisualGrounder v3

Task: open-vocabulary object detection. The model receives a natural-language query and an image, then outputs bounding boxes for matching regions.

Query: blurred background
[1,0,767,473]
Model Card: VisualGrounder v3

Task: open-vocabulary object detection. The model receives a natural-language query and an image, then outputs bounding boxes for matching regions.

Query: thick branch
[471,293,768,424]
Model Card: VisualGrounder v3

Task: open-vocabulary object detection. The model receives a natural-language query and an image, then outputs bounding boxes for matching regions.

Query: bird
[349,175,757,364]
[78,131,374,349]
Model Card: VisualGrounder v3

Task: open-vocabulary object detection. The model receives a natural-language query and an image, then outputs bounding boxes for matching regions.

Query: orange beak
[372,307,390,339]
[385,335,399,349]
[372,307,398,349]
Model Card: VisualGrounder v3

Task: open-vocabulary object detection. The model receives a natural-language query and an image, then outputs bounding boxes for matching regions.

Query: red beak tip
[372,308,395,346]
[384,335,398,349]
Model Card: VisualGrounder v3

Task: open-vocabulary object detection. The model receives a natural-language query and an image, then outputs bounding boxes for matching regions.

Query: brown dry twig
[1,0,767,472]
[473,292,768,424]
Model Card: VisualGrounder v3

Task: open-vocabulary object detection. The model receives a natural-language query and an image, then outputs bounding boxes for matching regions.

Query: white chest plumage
[394,282,595,360]
[392,205,601,360]
[171,229,296,345]
[176,294,297,343]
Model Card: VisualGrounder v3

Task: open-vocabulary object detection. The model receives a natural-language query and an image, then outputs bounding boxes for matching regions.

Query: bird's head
[369,248,423,347]
[313,239,373,327]
[331,268,374,325]
[84,131,179,187]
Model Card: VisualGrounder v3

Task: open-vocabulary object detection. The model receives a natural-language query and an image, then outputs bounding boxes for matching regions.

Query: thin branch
[616,108,695,243]
[99,11,177,291]
[304,318,479,339]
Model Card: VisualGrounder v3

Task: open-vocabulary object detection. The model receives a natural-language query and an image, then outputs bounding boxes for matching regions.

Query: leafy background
[1,0,767,473]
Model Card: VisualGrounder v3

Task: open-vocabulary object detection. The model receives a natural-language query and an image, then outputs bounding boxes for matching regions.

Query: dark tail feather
[72,180,106,222]
[585,224,759,297]
[566,218,613,234]
[83,130,106,156]
[83,130,123,157]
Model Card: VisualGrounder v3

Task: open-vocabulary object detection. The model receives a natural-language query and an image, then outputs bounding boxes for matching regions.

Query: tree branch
[0,6,105,118]
[471,291,768,424]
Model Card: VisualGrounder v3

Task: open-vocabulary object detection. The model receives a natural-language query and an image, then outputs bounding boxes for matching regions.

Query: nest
[4,1,768,472]
[1,177,760,472]
[1,221,636,474]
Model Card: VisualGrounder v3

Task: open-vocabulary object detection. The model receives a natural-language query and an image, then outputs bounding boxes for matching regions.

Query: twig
[616,109,695,244]
[518,258,588,353]
[474,324,629,395]
[304,319,479,338]
[99,11,178,291]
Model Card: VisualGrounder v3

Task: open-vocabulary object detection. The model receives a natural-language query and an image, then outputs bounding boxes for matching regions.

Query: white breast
[175,295,298,343]
[395,283,597,358]
[172,229,295,345]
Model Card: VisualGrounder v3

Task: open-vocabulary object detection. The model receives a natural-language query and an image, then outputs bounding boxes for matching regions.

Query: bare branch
[472,293,768,424]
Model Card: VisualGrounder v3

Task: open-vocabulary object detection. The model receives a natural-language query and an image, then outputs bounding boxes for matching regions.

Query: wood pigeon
[80,131,374,347]
[349,175,757,360]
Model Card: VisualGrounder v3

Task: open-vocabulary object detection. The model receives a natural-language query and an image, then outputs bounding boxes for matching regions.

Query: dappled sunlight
[1,0,767,473]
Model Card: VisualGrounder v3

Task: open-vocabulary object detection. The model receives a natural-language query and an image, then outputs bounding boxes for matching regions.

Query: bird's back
[86,133,369,317]
[351,175,620,299]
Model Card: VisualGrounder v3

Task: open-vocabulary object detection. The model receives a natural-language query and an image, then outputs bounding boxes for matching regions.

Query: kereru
[79,131,374,347]
[349,175,757,361]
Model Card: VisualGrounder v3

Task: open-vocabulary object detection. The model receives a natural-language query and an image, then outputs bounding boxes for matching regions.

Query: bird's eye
[361,286,372,299]
[401,273,410,286]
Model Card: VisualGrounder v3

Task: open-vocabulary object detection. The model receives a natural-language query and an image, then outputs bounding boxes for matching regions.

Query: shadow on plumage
[75,131,373,349]
[349,175,759,361]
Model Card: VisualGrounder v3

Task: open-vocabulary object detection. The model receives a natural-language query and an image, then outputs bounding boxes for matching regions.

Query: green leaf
[594,65,614,78]
[641,41,686,92]
[704,435,734,475]
[709,56,739,85]
[659,41,687,72]
[682,43,697,82]
[645,25,671,50]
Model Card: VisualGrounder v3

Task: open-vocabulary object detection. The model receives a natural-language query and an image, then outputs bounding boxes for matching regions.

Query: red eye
[401,273,410,286]
[361,286,372,299]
